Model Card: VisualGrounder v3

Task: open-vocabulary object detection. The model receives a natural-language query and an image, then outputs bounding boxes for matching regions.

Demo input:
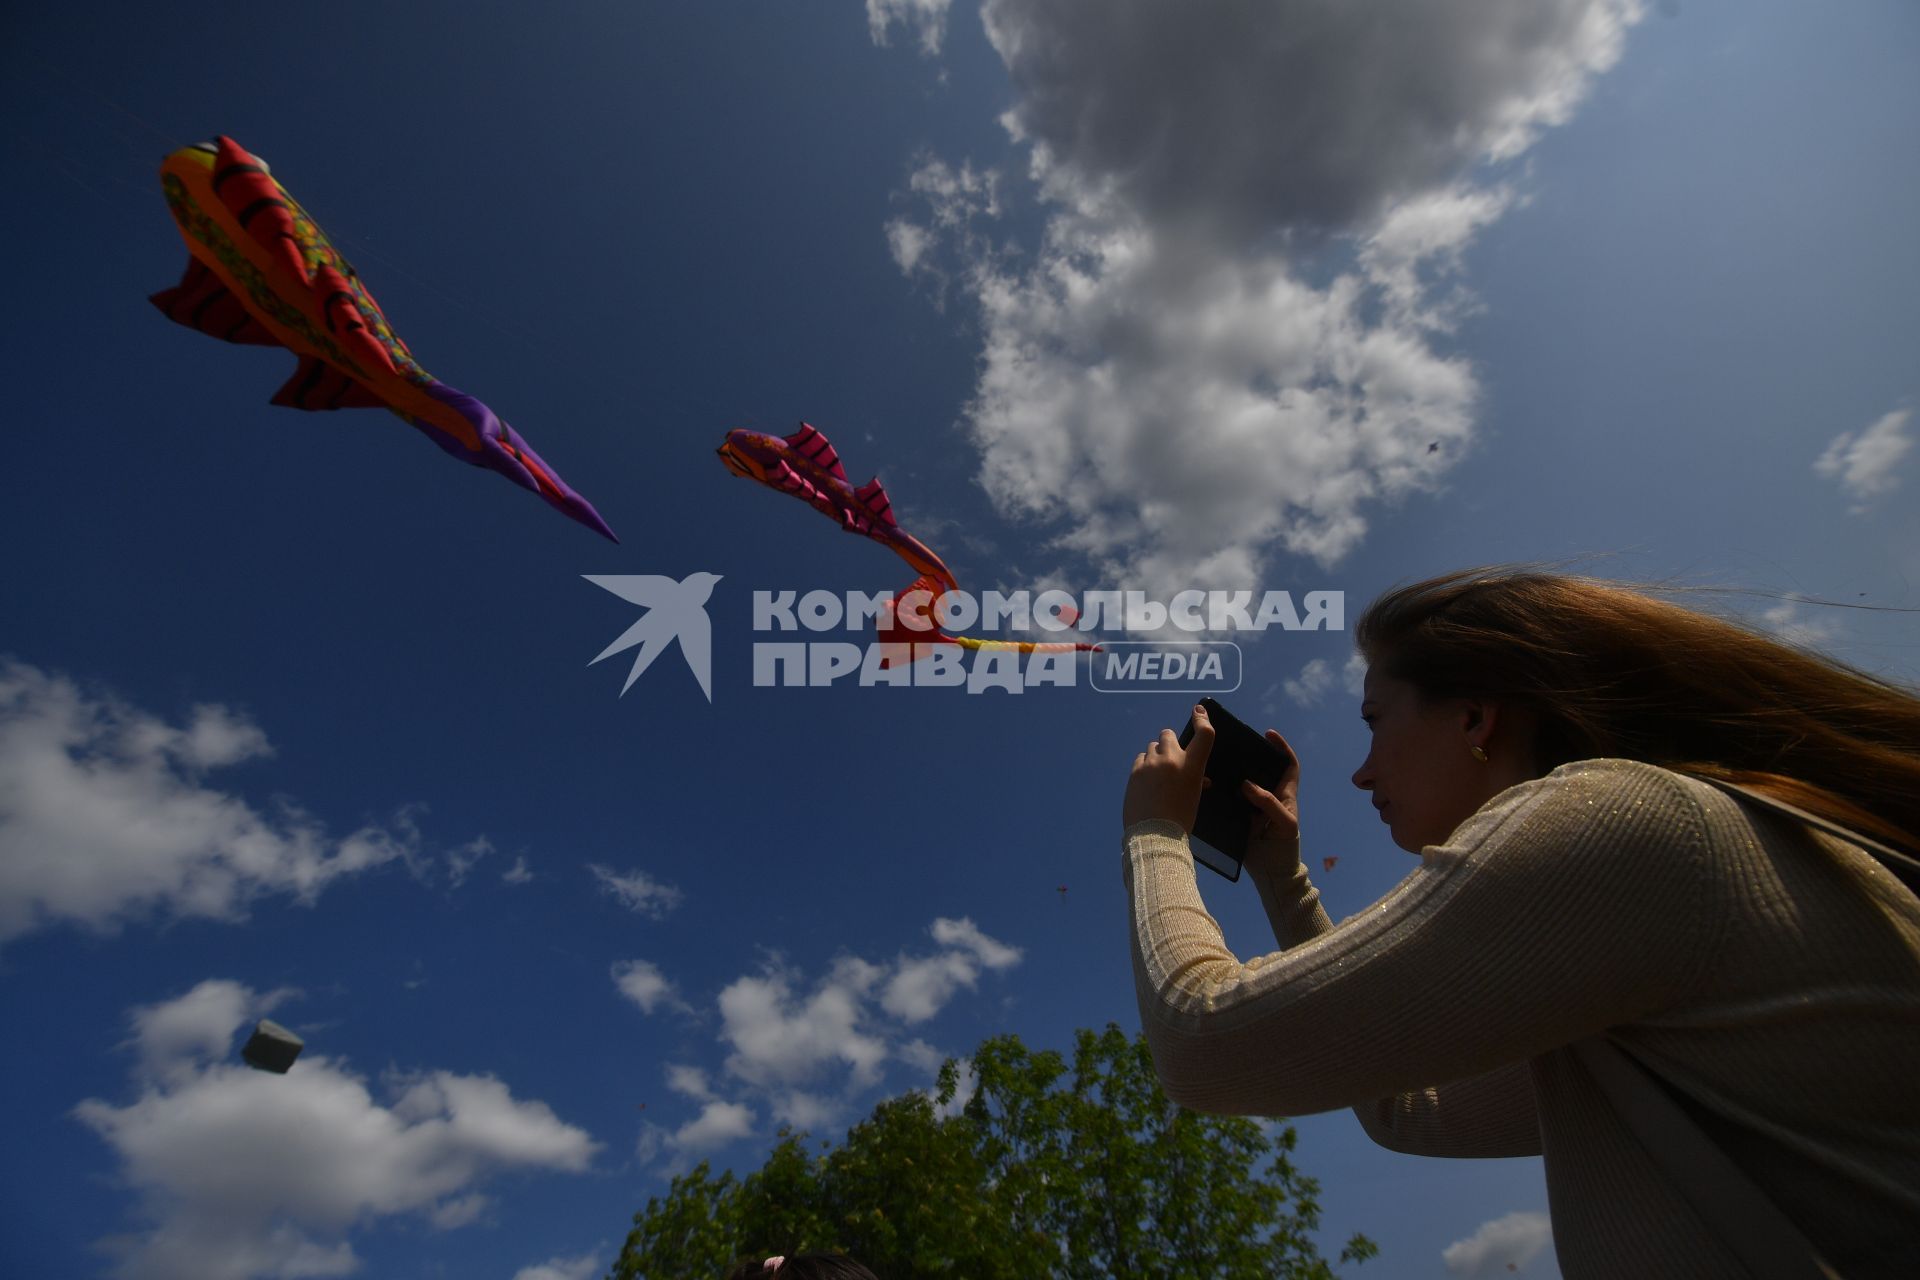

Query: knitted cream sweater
[1123,759,1920,1278]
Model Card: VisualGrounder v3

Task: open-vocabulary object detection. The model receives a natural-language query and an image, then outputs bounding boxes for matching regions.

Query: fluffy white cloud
[930,916,1022,969]
[866,0,952,56]
[501,855,533,884]
[1760,601,1841,652]
[1343,653,1369,698]
[512,1252,602,1280]
[75,981,598,1280]
[883,918,1025,1023]
[443,837,492,889]
[671,1101,757,1154]
[625,921,1018,1163]
[720,920,1022,1087]
[954,225,1480,579]
[1283,658,1335,709]
[1442,1210,1555,1275]
[885,1,1643,585]
[0,663,439,945]
[896,1038,945,1074]
[771,1089,840,1131]
[880,950,983,1024]
[665,1063,716,1102]
[982,0,1639,238]
[612,959,687,1015]
[719,959,890,1089]
[1815,408,1912,512]
[426,1193,489,1229]
[588,864,683,918]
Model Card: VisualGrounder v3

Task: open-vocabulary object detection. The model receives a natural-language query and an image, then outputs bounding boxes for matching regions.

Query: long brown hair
[1356,567,1920,857]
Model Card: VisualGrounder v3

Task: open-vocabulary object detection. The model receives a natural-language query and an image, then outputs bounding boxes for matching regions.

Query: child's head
[723,1254,878,1280]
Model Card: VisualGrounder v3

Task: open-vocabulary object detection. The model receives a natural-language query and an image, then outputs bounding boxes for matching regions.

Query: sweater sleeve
[1352,1061,1541,1157]
[1124,760,1717,1119]
[1225,831,1541,1157]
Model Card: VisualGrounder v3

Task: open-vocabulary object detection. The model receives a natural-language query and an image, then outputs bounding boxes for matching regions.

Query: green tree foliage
[609,1025,1378,1280]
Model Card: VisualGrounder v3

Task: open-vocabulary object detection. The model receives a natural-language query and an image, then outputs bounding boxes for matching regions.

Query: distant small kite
[1322,857,1339,873]
[151,136,614,540]
[874,575,1100,668]
[717,424,957,594]
[241,1019,304,1074]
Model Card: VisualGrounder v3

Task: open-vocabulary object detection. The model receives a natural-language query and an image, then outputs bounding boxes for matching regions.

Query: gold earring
[1469,745,1489,762]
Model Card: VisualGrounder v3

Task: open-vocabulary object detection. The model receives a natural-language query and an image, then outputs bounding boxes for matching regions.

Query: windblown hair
[1356,567,1920,857]
[722,1254,879,1280]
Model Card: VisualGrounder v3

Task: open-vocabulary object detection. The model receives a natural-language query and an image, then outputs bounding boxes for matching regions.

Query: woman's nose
[1351,753,1374,791]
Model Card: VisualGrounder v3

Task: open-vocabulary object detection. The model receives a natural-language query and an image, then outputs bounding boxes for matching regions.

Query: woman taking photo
[1121,569,1920,1279]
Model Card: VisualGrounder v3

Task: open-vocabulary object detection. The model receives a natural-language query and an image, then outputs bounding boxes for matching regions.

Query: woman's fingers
[1242,778,1285,815]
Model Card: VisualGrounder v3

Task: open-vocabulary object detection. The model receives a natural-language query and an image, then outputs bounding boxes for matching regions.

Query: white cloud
[1760,601,1840,652]
[883,917,1024,1024]
[866,0,952,57]
[665,1064,716,1102]
[671,1101,756,1154]
[1343,653,1369,698]
[588,864,683,919]
[426,1193,489,1229]
[1359,185,1519,331]
[771,1089,839,1131]
[0,662,428,946]
[1815,408,1912,512]
[955,230,1480,579]
[1443,1210,1554,1275]
[443,837,492,889]
[930,916,1023,969]
[896,1038,945,1075]
[982,0,1640,239]
[75,981,598,1280]
[719,966,890,1089]
[612,959,687,1015]
[1283,659,1335,708]
[513,1252,602,1280]
[886,218,933,275]
[885,1,1643,586]
[501,855,533,884]
[881,951,983,1024]
[629,921,1019,1167]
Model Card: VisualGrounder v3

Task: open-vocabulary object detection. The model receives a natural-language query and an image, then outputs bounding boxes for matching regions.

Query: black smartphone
[1177,697,1294,881]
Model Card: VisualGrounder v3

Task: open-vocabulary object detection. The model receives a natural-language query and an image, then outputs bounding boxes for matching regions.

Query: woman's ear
[1469,700,1543,778]
[1459,699,1494,749]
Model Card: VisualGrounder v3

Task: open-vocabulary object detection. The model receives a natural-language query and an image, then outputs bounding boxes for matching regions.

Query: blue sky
[2,2,1916,1278]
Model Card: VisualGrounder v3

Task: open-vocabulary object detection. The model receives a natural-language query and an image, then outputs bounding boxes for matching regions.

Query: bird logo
[585,572,723,700]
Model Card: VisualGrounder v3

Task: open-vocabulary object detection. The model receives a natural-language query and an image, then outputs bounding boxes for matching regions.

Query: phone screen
[1177,698,1293,880]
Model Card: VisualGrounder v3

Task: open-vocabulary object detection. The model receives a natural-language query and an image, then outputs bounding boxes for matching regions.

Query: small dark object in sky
[1427,441,1439,453]
[242,1019,305,1074]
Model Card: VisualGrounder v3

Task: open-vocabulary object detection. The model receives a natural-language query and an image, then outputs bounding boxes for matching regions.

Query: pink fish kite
[717,423,957,595]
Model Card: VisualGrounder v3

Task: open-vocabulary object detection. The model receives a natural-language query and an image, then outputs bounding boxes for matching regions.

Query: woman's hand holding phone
[1123,707,1214,831]
[1241,728,1302,875]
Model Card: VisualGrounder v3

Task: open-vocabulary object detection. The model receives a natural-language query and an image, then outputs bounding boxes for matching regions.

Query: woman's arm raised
[1125,759,1719,1119]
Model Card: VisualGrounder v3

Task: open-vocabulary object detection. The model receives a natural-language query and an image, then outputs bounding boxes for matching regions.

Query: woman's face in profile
[1351,669,1487,852]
